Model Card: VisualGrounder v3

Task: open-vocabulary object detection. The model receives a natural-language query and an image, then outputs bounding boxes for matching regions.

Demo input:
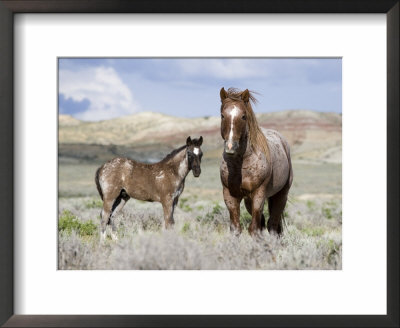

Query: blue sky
[59,58,341,121]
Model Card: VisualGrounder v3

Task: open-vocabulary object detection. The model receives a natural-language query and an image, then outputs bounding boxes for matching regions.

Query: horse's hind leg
[100,201,112,241]
[244,197,266,230]
[109,191,130,240]
[100,190,127,241]
[267,184,290,236]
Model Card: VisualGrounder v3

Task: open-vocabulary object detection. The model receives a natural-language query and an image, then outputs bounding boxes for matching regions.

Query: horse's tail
[95,166,104,201]
[285,141,293,188]
[281,139,293,232]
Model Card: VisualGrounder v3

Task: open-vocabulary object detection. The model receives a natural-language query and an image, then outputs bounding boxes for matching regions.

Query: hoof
[111,231,118,241]
[230,224,242,236]
[100,230,107,242]
[267,220,283,236]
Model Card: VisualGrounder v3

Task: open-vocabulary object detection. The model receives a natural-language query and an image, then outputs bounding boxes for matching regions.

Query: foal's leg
[161,197,175,229]
[244,197,266,231]
[223,186,242,234]
[248,188,266,237]
[108,193,130,241]
[100,190,123,241]
[100,201,112,241]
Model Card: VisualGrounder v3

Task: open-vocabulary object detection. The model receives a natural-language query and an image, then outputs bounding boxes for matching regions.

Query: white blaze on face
[228,106,239,147]
[193,148,199,155]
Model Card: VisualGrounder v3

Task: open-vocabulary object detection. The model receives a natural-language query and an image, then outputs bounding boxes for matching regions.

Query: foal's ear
[241,89,250,103]
[186,136,192,146]
[198,136,203,146]
[220,87,227,102]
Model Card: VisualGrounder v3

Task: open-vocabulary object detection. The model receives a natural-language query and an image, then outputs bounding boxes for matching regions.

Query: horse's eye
[242,115,246,120]
[221,114,224,119]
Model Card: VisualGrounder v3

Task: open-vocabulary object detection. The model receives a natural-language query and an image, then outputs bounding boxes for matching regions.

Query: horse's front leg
[248,187,266,237]
[161,197,175,229]
[223,186,242,234]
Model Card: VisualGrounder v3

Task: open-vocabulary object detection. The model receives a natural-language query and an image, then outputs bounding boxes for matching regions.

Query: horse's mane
[160,145,186,163]
[222,88,270,162]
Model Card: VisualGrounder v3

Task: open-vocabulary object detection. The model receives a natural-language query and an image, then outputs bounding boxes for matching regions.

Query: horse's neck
[169,148,189,179]
[237,135,254,160]
[242,136,254,158]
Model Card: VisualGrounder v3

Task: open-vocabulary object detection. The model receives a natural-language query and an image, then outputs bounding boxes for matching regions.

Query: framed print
[1,1,398,327]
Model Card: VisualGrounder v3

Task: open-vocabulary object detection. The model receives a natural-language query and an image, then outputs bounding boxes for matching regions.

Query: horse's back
[261,128,292,196]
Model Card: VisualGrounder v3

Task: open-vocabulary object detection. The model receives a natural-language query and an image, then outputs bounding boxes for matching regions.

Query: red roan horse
[219,88,293,236]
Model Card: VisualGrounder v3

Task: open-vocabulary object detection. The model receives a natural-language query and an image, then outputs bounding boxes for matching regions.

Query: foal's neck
[169,147,189,178]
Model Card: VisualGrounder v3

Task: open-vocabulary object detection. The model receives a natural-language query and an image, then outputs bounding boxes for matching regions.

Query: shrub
[59,210,97,236]
[178,197,192,212]
[322,207,333,219]
[240,210,252,227]
[211,203,223,215]
[200,203,223,224]
[84,199,103,209]
[181,222,191,234]
[306,200,315,209]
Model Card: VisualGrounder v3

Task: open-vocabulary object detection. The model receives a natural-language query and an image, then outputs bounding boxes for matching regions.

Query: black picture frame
[0,1,398,327]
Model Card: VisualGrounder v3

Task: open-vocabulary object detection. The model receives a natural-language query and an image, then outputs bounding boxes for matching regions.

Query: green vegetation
[59,210,97,236]
[240,210,252,227]
[181,222,191,234]
[84,198,103,209]
[302,227,325,237]
[199,203,223,224]
[178,197,192,212]
[322,207,333,219]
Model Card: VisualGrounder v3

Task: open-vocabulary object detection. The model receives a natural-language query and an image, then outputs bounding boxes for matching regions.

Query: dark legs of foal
[100,190,129,241]
[161,196,179,229]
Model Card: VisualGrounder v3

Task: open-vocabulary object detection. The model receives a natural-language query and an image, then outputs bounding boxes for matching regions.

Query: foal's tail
[95,166,104,201]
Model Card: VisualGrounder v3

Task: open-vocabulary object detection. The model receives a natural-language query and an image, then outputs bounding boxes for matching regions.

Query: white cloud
[59,66,139,121]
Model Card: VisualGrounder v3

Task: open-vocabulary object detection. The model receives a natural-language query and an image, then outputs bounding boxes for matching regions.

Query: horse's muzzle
[192,169,201,177]
[224,140,239,155]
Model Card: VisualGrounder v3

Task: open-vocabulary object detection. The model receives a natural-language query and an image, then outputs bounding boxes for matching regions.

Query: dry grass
[58,194,341,270]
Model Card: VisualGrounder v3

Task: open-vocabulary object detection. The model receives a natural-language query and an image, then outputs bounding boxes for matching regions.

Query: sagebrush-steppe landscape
[58,110,342,270]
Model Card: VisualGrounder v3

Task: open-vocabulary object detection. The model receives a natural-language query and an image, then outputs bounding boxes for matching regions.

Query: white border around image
[14,14,386,315]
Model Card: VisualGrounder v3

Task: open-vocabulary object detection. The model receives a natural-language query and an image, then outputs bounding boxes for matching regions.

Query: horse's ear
[241,89,250,103]
[220,87,227,102]
[186,136,192,146]
[198,136,203,146]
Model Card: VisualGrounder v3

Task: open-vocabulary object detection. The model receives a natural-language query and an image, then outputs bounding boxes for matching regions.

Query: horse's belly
[125,185,159,202]
[123,172,160,202]
[265,163,290,198]
[264,130,291,197]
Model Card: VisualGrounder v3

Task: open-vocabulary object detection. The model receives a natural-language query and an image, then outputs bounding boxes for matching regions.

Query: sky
[58,58,341,121]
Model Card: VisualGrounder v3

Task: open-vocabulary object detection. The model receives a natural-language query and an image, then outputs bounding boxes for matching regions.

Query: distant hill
[59,110,341,164]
